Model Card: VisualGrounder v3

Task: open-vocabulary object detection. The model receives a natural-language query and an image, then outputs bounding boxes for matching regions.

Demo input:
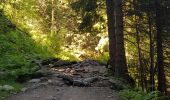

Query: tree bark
[155,0,167,94]
[51,0,55,36]
[133,0,145,90]
[147,6,155,91]
[106,0,116,73]
[135,22,145,90]
[114,0,128,77]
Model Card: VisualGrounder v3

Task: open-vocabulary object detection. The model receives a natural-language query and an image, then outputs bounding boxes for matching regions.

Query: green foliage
[71,0,97,12]
[46,32,64,54]
[56,51,80,61]
[0,13,52,81]
[0,12,10,33]
[119,88,168,100]
[0,30,50,68]
[93,52,109,64]
[0,12,53,98]
[0,0,169,98]
[0,79,23,100]
[71,0,106,33]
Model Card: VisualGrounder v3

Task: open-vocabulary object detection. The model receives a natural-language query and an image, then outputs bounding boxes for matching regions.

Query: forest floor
[8,59,118,100]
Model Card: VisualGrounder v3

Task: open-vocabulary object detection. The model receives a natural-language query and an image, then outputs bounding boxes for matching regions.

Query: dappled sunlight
[0,0,170,99]
[51,67,76,76]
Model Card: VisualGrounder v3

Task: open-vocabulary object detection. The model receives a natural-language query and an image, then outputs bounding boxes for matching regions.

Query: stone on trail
[72,59,102,68]
[29,79,41,83]
[21,87,28,92]
[46,96,57,100]
[83,77,99,83]
[8,59,119,100]
[48,79,53,83]
[73,79,89,87]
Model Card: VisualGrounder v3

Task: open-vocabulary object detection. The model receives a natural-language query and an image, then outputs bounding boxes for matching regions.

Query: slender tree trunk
[51,0,55,36]
[133,0,145,90]
[106,0,116,73]
[155,0,167,94]
[135,22,144,90]
[114,0,128,77]
[147,9,155,91]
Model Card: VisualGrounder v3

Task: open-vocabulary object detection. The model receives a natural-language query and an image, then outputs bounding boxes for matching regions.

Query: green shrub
[0,24,51,81]
[119,88,167,100]
[93,52,109,64]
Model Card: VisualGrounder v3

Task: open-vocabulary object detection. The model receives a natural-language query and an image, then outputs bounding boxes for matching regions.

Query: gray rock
[36,67,48,75]
[51,80,65,86]
[58,82,65,87]
[40,82,49,86]
[48,79,53,83]
[94,80,112,87]
[40,77,48,81]
[53,60,71,67]
[83,77,99,83]
[31,84,41,89]
[2,85,14,91]
[109,78,131,90]
[29,79,41,83]
[73,79,89,86]
[21,87,28,92]
[53,73,61,77]
[46,96,57,100]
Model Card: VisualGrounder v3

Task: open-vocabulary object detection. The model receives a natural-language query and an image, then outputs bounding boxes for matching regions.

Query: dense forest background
[0,0,170,99]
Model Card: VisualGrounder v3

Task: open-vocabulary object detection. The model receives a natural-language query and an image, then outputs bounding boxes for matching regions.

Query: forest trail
[8,59,118,100]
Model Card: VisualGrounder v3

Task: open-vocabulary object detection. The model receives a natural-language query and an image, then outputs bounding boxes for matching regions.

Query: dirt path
[8,60,118,100]
[9,86,116,100]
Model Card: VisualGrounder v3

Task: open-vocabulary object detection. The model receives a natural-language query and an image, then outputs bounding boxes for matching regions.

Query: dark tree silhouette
[106,0,116,73]
[155,0,167,94]
[114,0,129,77]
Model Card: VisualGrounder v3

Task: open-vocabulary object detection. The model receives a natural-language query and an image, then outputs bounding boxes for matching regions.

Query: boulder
[29,79,41,83]
[109,78,131,90]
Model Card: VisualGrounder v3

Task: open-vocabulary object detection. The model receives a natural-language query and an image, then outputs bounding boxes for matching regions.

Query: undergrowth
[119,88,169,100]
[0,14,52,98]
[93,52,109,64]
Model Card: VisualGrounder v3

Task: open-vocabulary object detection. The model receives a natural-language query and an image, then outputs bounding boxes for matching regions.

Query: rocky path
[8,59,118,100]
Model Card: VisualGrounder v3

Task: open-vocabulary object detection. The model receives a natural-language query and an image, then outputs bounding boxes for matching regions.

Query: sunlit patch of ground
[51,67,77,76]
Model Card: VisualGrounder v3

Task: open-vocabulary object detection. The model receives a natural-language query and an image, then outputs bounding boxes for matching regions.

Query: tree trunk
[155,0,167,94]
[147,7,155,91]
[114,0,128,77]
[133,0,145,90]
[51,0,55,36]
[106,0,116,73]
[135,22,145,90]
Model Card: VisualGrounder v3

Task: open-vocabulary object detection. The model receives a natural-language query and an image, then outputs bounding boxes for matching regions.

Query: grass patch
[0,14,52,99]
[92,52,109,64]
[0,79,23,100]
